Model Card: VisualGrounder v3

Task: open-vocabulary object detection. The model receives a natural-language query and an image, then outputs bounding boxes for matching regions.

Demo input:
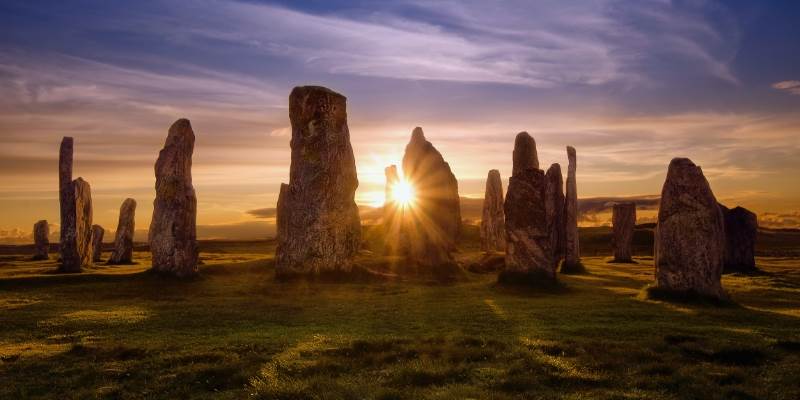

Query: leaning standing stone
[545,163,565,269]
[59,178,93,272]
[109,198,137,264]
[562,146,582,272]
[91,224,105,262]
[612,202,636,263]
[275,86,361,277]
[719,204,758,273]
[32,220,49,260]
[501,132,554,282]
[480,169,505,253]
[653,158,726,299]
[399,127,461,268]
[149,119,198,278]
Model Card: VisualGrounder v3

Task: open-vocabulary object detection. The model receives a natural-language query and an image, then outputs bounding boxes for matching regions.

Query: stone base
[722,264,761,275]
[31,255,49,261]
[560,261,587,274]
[609,257,637,264]
[642,285,731,305]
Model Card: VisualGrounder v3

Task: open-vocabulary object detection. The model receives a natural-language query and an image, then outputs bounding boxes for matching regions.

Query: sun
[391,179,415,207]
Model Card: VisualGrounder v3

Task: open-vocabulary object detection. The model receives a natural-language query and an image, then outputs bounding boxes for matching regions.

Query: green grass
[1,239,800,399]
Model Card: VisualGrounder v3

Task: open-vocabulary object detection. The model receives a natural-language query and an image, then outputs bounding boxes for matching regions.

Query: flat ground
[1,231,800,399]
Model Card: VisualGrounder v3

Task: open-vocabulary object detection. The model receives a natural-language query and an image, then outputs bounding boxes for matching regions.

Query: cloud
[246,207,277,219]
[772,80,800,95]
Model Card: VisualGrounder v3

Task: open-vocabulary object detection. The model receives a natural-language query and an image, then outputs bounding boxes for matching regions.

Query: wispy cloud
[772,80,800,95]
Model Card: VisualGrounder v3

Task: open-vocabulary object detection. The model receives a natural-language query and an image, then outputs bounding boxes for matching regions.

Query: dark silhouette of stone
[545,163,566,269]
[276,183,289,245]
[719,204,758,273]
[58,136,73,263]
[480,169,505,253]
[275,86,361,277]
[59,178,93,272]
[399,127,461,268]
[109,198,137,264]
[149,119,198,278]
[91,224,104,262]
[32,220,49,260]
[512,131,538,176]
[654,158,726,299]
[562,146,583,272]
[383,164,401,255]
[502,133,554,281]
[612,202,636,263]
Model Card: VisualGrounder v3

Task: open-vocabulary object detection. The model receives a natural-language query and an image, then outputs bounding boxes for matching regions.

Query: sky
[1,0,799,241]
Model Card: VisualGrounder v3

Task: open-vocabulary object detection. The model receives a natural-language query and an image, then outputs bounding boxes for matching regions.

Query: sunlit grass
[0,238,798,399]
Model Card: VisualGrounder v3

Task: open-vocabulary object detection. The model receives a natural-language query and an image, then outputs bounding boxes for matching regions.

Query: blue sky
[1,0,799,238]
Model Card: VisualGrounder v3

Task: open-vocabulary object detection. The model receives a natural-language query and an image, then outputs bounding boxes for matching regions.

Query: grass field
[1,230,800,399]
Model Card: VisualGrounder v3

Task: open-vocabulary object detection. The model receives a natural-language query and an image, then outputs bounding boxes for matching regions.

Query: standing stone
[562,146,582,272]
[383,164,401,255]
[399,127,461,268]
[512,132,539,176]
[480,169,505,253]
[149,119,198,278]
[91,225,105,262]
[719,204,758,273]
[58,136,74,263]
[654,158,726,299]
[545,163,566,269]
[275,86,361,277]
[32,220,49,260]
[612,202,636,263]
[59,178,93,272]
[109,198,137,264]
[501,132,554,281]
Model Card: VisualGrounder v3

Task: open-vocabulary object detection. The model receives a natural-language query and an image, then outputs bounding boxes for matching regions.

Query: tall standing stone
[654,158,726,299]
[91,224,105,262]
[612,202,636,263]
[719,204,758,273]
[59,178,93,272]
[399,127,461,268]
[32,220,49,260]
[109,198,137,264]
[562,146,582,272]
[149,119,198,278]
[383,164,401,255]
[545,163,566,268]
[275,86,361,277]
[501,132,554,281]
[512,132,539,176]
[480,169,505,253]
[58,136,74,263]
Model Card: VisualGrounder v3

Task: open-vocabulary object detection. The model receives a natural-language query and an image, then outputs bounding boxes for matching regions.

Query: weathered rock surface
[91,224,105,262]
[654,158,726,299]
[59,178,93,272]
[719,204,758,273]
[612,202,636,263]
[149,119,198,278]
[399,127,461,268]
[502,132,554,281]
[32,220,49,260]
[383,164,401,255]
[275,86,361,277]
[480,169,505,253]
[58,136,73,263]
[512,132,539,176]
[563,146,582,271]
[109,198,137,264]
[545,163,566,269]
